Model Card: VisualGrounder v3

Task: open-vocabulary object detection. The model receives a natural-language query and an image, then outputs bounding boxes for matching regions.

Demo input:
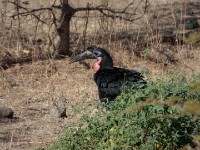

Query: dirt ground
[0,52,200,149]
[0,58,95,149]
[0,0,200,149]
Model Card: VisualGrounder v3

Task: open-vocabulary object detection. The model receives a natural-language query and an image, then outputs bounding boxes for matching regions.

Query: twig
[9,131,14,150]
[16,0,21,39]
[9,1,51,24]
[75,0,149,22]
[82,3,90,47]
[8,0,149,25]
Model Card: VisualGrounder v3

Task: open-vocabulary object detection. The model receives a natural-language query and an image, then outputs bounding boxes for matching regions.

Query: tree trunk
[57,0,75,57]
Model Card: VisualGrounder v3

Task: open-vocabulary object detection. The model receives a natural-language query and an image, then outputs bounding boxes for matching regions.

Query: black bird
[70,45,146,102]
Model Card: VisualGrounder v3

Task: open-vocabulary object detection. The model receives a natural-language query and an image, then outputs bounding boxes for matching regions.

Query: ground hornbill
[70,45,146,102]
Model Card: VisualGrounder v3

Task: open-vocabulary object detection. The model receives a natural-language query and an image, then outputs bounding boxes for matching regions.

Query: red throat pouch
[94,57,102,72]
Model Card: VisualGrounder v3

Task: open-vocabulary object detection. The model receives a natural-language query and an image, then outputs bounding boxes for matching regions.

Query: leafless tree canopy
[1,0,199,69]
[6,0,148,52]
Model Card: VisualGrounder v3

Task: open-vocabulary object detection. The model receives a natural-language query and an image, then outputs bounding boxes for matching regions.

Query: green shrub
[47,75,200,150]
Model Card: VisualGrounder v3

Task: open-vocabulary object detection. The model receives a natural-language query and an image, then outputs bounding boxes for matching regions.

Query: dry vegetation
[0,0,200,149]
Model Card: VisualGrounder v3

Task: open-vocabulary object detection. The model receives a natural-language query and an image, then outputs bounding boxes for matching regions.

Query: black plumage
[94,67,145,101]
[70,45,146,102]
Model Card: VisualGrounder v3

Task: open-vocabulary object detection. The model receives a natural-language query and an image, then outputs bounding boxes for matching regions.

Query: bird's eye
[94,51,101,57]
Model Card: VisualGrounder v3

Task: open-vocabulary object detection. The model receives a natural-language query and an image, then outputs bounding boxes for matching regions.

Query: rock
[0,106,14,119]
[50,96,67,118]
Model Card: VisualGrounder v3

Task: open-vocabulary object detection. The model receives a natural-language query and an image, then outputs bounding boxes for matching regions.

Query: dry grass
[0,58,97,149]
[0,49,200,149]
[0,0,200,149]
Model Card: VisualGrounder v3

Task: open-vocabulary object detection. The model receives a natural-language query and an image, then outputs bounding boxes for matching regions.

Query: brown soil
[0,51,200,149]
[0,0,200,149]
[0,58,97,149]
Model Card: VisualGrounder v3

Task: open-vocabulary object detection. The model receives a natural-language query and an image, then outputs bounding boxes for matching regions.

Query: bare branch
[51,10,59,28]
[9,1,52,24]
[99,10,142,21]
[74,0,149,22]
[8,0,149,25]
[82,6,89,47]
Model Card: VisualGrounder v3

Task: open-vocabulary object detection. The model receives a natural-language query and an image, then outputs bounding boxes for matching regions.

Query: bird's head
[70,45,113,72]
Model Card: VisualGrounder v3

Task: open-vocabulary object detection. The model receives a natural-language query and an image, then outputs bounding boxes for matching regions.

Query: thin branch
[9,1,52,24]
[99,10,143,21]
[74,0,149,22]
[82,4,89,47]
[75,0,141,14]
[16,0,21,39]
[9,0,149,24]
[51,10,58,28]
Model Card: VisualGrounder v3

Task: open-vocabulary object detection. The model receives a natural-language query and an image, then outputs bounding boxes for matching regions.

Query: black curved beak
[69,50,97,64]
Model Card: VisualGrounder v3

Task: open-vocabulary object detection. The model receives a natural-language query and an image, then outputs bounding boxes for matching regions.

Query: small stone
[0,106,14,119]
[50,96,67,118]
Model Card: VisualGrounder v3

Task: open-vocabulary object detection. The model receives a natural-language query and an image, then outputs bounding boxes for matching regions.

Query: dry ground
[0,50,200,149]
[0,0,200,149]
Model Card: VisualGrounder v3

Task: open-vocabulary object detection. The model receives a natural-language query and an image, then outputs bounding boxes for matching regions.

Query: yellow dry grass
[0,49,200,149]
[0,0,200,149]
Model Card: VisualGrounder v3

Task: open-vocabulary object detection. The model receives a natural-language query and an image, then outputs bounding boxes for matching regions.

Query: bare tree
[8,0,148,57]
